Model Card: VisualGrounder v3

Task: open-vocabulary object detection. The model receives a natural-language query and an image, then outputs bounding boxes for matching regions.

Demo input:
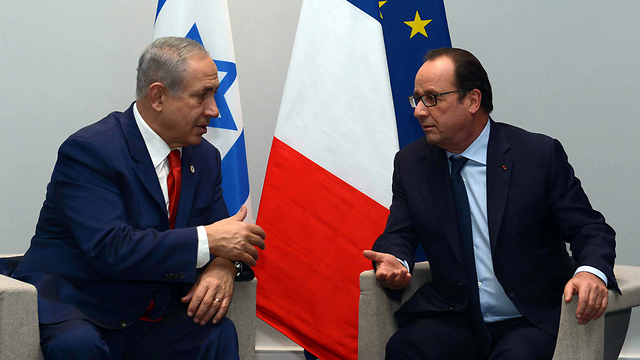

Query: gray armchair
[359,261,640,360]
[0,254,257,360]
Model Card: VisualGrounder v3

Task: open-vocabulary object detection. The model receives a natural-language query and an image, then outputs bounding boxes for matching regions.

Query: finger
[231,205,247,221]
[181,286,196,304]
[575,290,590,323]
[586,286,603,322]
[238,252,257,267]
[212,296,231,324]
[199,296,222,325]
[399,272,412,289]
[247,224,266,240]
[563,281,576,303]
[244,244,259,262]
[246,234,266,250]
[363,250,385,263]
[595,292,608,319]
[193,288,217,324]
[187,287,206,318]
[391,268,409,288]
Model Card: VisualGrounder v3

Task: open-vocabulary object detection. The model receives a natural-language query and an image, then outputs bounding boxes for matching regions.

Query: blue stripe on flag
[220,130,250,215]
[155,0,167,22]
[380,0,451,149]
[381,0,451,262]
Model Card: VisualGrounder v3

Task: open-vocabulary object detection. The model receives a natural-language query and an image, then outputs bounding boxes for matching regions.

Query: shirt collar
[446,120,491,166]
[133,102,179,168]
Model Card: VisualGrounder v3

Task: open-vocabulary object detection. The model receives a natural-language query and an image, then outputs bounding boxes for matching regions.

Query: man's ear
[148,82,166,112]
[468,89,482,114]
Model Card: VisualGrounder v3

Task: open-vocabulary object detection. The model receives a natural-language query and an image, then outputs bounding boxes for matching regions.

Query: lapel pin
[190,165,195,174]
[501,165,507,170]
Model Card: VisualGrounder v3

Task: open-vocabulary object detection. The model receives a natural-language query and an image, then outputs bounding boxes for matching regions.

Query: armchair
[0,254,257,360]
[359,261,640,360]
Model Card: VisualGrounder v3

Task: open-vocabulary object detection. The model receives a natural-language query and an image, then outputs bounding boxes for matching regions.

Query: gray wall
[1,0,639,356]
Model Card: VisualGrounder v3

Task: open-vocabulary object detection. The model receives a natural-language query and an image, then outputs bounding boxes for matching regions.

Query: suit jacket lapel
[486,120,513,253]
[120,104,167,218]
[175,145,197,228]
[425,145,466,267]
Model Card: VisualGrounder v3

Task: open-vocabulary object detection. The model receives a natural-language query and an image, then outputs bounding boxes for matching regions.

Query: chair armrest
[0,274,44,359]
[359,261,432,359]
[227,277,257,360]
[553,264,640,360]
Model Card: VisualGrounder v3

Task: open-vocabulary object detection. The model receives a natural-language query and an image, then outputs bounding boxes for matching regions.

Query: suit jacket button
[119,320,127,328]
[164,274,171,280]
[179,272,185,280]
[153,291,159,298]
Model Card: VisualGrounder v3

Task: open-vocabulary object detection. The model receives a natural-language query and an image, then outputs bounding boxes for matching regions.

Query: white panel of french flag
[256,0,399,359]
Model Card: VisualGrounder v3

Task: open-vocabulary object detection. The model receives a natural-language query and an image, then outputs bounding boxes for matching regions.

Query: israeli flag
[153,0,253,221]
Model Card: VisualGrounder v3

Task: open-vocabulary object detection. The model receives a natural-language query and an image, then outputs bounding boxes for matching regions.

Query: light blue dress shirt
[396,120,609,322]
[445,120,608,322]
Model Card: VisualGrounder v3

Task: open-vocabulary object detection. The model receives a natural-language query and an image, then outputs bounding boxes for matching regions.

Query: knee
[40,320,107,360]
[385,332,413,360]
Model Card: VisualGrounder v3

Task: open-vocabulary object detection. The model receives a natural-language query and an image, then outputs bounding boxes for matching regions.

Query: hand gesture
[363,250,412,290]
[205,205,266,266]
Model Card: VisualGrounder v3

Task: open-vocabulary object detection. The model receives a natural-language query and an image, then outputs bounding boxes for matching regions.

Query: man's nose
[414,100,429,118]
[204,98,220,119]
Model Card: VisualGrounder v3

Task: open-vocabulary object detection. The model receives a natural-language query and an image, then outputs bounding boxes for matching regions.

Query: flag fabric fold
[256,0,451,358]
[153,0,253,220]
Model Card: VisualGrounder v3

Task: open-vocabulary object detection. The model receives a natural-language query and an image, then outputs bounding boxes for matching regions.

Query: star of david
[186,24,238,131]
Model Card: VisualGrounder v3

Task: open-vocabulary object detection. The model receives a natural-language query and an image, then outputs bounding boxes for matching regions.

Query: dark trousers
[385,315,556,360]
[39,299,239,360]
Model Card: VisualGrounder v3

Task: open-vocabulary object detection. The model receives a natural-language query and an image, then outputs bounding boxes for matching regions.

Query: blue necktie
[449,155,491,353]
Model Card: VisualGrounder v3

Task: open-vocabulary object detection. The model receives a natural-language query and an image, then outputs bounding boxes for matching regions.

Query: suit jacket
[13,103,241,329]
[372,120,617,337]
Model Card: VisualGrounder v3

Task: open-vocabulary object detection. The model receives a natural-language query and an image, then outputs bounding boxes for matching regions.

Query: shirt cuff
[397,258,410,271]
[575,265,608,286]
[196,226,211,268]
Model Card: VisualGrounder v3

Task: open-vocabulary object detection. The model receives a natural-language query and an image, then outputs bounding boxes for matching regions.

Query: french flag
[256,0,450,358]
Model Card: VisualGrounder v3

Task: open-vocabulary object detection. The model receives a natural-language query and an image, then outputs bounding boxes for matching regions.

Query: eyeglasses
[408,89,468,108]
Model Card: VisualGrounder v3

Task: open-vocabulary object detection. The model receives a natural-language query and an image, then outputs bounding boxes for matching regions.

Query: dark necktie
[449,155,491,352]
[167,149,181,229]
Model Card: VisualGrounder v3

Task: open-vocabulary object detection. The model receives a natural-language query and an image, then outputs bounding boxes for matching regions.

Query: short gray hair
[136,37,210,99]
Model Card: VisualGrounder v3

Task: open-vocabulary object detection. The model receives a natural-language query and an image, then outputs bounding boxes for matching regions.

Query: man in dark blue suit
[12,37,265,360]
[364,48,618,359]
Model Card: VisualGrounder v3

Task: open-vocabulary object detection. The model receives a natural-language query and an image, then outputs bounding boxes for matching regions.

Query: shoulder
[493,121,558,149]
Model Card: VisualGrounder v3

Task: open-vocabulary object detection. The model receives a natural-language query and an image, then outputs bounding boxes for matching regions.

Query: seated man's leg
[487,317,556,360]
[386,315,483,360]
[40,319,112,360]
[125,299,239,360]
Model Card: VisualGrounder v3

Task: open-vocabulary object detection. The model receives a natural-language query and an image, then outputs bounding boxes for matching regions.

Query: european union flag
[379,0,451,262]
[379,0,452,149]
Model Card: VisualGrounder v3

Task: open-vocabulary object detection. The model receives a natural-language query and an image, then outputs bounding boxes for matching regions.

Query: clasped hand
[205,205,266,266]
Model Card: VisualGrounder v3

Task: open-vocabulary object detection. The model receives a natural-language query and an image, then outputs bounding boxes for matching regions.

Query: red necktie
[140,150,181,322]
[167,149,181,229]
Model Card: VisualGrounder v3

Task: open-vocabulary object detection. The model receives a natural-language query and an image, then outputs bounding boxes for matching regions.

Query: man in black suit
[364,48,617,359]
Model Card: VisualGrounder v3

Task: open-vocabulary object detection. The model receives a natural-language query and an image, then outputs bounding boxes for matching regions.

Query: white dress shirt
[133,103,210,268]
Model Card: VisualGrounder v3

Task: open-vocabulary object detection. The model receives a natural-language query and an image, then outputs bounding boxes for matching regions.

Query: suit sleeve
[547,139,618,291]
[51,136,199,283]
[372,152,421,272]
